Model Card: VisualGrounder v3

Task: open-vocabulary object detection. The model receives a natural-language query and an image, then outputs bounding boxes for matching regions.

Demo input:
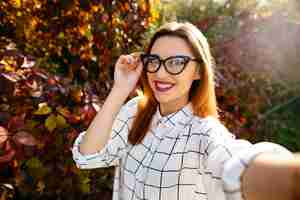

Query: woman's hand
[242,153,300,200]
[293,153,300,199]
[113,52,143,96]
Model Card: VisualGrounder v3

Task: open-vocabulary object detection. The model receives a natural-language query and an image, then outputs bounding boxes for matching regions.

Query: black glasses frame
[140,53,202,75]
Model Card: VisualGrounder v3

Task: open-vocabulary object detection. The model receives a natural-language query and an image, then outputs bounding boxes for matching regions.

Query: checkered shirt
[72,96,293,200]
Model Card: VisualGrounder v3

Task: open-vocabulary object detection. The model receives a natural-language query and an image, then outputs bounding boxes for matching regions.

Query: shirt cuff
[72,131,101,168]
[221,142,294,200]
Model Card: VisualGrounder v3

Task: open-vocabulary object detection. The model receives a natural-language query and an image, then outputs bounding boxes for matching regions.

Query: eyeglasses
[140,54,202,75]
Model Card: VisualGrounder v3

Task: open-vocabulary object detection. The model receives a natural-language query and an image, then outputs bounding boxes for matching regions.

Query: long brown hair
[128,22,218,145]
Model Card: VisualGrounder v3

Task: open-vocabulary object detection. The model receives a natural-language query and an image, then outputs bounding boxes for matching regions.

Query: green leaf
[26,157,43,169]
[26,158,47,180]
[45,114,57,132]
[58,32,64,39]
[85,25,92,40]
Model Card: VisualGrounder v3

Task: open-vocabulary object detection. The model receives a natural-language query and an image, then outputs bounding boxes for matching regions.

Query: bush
[0,0,160,199]
[159,0,300,147]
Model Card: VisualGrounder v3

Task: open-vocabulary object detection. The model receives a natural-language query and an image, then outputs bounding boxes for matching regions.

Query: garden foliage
[1,0,300,199]
[160,0,300,147]
[0,0,159,199]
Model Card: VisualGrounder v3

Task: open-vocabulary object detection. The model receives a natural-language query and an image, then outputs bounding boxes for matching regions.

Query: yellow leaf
[79,25,87,35]
[0,60,14,72]
[36,180,45,193]
[45,114,57,132]
[79,177,90,193]
[58,32,64,39]
[56,115,68,128]
[26,157,43,168]
[34,103,52,115]
[91,5,99,12]
[36,142,45,150]
[13,0,22,8]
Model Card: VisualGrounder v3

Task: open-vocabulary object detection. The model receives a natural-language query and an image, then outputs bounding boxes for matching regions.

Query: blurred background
[0,0,299,199]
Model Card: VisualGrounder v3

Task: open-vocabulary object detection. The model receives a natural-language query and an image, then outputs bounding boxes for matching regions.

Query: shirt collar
[153,102,194,129]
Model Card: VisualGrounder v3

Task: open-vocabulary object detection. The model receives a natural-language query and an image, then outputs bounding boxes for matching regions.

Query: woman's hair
[128,21,218,145]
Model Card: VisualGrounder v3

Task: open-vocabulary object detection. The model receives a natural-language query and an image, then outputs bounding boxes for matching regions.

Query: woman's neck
[159,97,189,116]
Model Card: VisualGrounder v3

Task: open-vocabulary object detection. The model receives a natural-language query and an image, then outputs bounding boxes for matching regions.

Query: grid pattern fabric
[72,96,292,200]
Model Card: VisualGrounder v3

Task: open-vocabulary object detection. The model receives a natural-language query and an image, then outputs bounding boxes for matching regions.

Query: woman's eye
[148,59,159,65]
[170,59,184,65]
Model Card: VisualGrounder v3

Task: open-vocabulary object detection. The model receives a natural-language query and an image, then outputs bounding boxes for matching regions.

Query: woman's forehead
[150,36,194,58]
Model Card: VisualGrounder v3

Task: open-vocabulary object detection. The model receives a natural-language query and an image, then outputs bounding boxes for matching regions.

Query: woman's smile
[153,80,175,93]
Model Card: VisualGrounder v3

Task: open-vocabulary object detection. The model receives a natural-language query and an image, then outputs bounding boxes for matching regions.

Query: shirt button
[157,119,161,126]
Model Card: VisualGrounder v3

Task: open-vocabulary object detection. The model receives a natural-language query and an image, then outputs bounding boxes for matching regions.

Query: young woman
[72,22,300,200]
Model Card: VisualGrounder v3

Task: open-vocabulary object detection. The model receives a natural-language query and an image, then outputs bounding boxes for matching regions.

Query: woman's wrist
[111,84,131,100]
[292,155,300,199]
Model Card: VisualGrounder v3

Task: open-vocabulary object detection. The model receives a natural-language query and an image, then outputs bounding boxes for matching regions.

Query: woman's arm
[79,53,143,155]
[79,86,129,155]
[242,153,300,200]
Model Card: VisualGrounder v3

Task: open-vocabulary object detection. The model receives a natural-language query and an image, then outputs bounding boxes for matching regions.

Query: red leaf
[7,114,26,131]
[83,105,96,126]
[4,140,12,151]
[57,107,71,118]
[227,95,238,105]
[0,148,16,163]
[66,129,78,141]
[70,87,84,103]
[47,77,56,85]
[101,14,109,23]
[12,131,37,146]
[68,115,81,124]
[1,72,20,82]
[0,126,9,144]
[21,56,35,68]
[239,116,247,125]
[32,69,48,80]
[25,79,38,90]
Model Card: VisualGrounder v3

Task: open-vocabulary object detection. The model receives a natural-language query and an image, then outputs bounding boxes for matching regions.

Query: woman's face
[146,36,200,115]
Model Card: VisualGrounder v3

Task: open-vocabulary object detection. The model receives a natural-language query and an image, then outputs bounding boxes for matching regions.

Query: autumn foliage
[1,0,300,199]
[0,0,158,199]
[160,0,300,146]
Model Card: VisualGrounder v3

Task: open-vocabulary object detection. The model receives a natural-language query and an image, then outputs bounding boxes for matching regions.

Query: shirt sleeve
[196,117,294,200]
[72,96,140,169]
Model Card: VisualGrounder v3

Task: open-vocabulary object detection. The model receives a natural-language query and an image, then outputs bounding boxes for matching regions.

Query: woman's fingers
[132,52,142,65]
[130,52,142,60]
[118,53,141,71]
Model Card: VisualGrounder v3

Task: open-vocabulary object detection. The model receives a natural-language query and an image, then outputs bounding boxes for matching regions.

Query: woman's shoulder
[125,95,142,107]
[191,115,223,129]
[190,115,235,139]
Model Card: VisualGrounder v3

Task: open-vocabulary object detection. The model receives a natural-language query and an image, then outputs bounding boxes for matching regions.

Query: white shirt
[72,96,293,200]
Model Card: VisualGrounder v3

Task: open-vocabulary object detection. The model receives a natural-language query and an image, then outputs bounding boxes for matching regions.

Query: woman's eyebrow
[149,53,192,58]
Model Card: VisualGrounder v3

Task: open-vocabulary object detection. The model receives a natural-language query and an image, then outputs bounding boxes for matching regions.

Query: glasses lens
[165,57,186,74]
[142,55,160,72]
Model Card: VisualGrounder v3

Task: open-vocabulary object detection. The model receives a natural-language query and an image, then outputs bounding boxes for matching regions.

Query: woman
[72,22,299,200]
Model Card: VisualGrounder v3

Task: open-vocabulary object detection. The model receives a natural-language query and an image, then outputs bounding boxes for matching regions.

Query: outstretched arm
[242,153,300,200]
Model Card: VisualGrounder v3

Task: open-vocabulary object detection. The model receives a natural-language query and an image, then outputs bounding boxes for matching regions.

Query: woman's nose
[155,64,169,78]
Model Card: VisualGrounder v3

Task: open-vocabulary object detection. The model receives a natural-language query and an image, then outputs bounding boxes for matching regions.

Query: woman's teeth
[157,83,173,88]
[154,82,174,91]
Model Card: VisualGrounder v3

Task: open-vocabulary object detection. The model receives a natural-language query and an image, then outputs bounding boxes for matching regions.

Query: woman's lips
[154,81,175,92]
